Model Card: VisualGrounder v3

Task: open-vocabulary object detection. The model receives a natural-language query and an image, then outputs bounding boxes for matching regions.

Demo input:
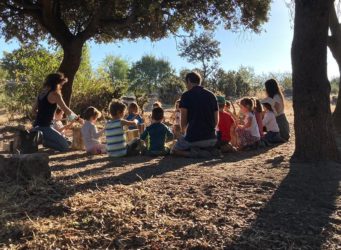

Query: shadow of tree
[227,161,341,249]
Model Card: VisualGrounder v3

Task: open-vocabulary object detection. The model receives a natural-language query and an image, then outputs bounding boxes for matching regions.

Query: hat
[261,97,274,106]
[217,96,226,105]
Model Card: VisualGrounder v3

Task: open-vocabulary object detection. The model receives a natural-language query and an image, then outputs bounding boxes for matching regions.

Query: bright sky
[0,0,339,79]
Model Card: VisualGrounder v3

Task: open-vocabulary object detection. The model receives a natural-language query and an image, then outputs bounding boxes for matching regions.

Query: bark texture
[292,0,339,161]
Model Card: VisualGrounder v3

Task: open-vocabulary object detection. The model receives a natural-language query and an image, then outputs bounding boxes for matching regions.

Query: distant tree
[292,0,339,161]
[129,55,174,93]
[179,32,221,85]
[158,76,186,104]
[0,0,271,105]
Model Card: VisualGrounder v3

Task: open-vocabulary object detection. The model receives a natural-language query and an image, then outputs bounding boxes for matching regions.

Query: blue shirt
[140,123,173,152]
[126,114,144,130]
[180,86,218,142]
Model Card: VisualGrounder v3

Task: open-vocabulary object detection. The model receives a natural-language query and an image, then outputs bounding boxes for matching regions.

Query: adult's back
[180,85,217,142]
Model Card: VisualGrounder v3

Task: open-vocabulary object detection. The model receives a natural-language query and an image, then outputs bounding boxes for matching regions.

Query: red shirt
[218,111,235,142]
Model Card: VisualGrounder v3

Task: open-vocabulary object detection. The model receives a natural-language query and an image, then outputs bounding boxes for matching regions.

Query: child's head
[175,100,180,110]
[240,98,254,113]
[153,101,162,109]
[151,107,164,122]
[128,102,139,114]
[109,99,127,119]
[54,108,64,121]
[217,96,226,110]
[254,99,263,113]
[262,102,273,112]
[83,106,102,121]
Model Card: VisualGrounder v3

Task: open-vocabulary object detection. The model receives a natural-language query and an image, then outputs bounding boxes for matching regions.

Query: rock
[0,153,50,181]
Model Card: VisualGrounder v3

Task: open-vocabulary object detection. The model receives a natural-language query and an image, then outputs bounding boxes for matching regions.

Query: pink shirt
[255,112,264,138]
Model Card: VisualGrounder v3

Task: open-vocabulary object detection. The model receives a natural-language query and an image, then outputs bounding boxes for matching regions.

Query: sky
[0,0,339,79]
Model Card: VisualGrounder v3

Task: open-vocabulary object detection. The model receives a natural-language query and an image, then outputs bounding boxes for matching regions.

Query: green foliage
[179,32,221,83]
[158,76,186,104]
[129,55,174,93]
[331,78,340,95]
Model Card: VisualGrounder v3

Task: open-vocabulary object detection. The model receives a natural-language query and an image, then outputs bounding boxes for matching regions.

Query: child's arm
[240,116,252,129]
[166,126,174,141]
[140,129,148,141]
[121,119,138,127]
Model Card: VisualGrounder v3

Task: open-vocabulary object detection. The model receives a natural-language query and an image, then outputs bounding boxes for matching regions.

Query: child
[81,106,106,154]
[153,101,162,109]
[53,108,74,137]
[105,99,140,157]
[261,100,285,143]
[216,96,236,153]
[253,98,264,138]
[235,98,261,149]
[171,100,181,139]
[140,107,174,156]
[125,102,144,132]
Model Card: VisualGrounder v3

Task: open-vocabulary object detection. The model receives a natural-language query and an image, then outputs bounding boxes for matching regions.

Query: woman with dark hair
[264,79,290,141]
[32,72,83,151]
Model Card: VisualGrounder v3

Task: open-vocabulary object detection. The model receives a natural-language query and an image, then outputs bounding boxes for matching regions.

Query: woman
[264,79,290,141]
[32,72,83,151]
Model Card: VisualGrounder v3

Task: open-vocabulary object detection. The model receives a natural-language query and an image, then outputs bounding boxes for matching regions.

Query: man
[172,71,219,158]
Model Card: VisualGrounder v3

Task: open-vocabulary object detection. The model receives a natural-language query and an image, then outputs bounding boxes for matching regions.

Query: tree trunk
[58,40,84,106]
[332,69,341,131]
[292,0,339,161]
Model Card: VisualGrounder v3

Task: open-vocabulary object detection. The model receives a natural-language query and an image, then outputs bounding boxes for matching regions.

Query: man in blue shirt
[172,71,218,158]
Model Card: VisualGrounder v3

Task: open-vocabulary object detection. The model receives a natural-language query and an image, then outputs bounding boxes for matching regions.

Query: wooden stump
[0,153,50,181]
[125,129,140,143]
[72,127,85,150]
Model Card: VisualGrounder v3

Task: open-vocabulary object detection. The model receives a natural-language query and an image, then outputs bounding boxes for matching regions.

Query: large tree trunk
[58,40,84,106]
[328,3,341,131]
[292,0,339,161]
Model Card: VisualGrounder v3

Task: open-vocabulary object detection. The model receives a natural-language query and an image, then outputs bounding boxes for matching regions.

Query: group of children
[52,95,286,158]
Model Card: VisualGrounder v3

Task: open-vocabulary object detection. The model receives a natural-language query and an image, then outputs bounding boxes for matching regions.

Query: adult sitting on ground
[264,79,290,141]
[172,71,218,158]
[32,72,83,152]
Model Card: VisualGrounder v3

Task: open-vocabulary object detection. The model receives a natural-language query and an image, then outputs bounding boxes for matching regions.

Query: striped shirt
[105,119,127,157]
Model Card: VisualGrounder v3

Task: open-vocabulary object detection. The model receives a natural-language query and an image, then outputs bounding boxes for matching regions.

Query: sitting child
[253,98,264,138]
[53,108,75,137]
[81,106,106,154]
[235,98,261,149]
[262,101,285,143]
[105,99,140,157]
[125,102,144,132]
[140,107,174,156]
[216,96,236,153]
[171,100,181,139]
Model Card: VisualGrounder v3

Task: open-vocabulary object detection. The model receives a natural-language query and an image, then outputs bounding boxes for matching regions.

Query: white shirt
[263,111,280,133]
[273,94,284,116]
[81,120,103,151]
[245,112,260,138]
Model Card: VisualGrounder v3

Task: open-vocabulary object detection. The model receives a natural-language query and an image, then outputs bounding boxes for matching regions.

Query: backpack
[13,130,43,154]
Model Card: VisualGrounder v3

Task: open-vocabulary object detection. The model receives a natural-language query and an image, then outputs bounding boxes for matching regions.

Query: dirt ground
[0,109,341,249]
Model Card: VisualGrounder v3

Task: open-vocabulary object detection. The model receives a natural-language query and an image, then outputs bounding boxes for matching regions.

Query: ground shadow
[227,161,341,249]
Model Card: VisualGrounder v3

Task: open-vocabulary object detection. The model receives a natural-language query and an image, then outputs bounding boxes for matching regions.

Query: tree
[179,32,221,85]
[0,1,271,105]
[292,0,339,161]
[328,1,341,130]
[158,75,186,104]
[129,55,174,93]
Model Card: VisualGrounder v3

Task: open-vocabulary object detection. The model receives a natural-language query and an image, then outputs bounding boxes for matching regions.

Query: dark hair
[152,107,164,121]
[225,101,231,107]
[83,106,101,120]
[185,71,201,85]
[153,101,162,108]
[265,79,284,101]
[218,103,225,109]
[109,99,126,117]
[44,72,66,91]
[262,103,273,112]
[55,107,63,115]
[240,98,254,112]
[254,99,263,113]
[128,102,139,113]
